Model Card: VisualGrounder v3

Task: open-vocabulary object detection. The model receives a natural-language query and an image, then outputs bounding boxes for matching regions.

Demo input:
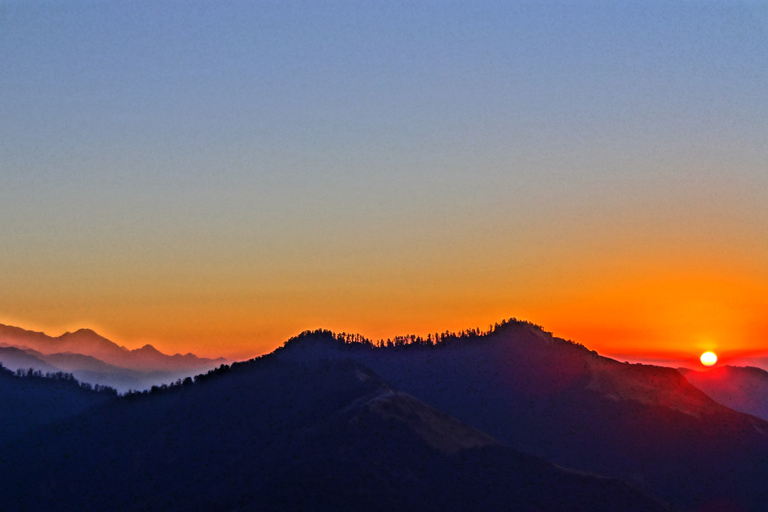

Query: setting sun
[700,351,718,367]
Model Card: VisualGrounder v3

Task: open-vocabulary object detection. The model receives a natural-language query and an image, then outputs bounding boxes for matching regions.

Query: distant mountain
[0,358,667,512]
[0,364,117,446]
[679,365,768,421]
[0,346,61,374]
[0,347,208,393]
[5,346,128,374]
[0,323,227,373]
[126,343,229,372]
[272,321,768,512]
[0,324,128,362]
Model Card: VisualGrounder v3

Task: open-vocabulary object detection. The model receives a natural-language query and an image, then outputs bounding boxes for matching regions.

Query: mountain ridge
[4,317,768,510]
[269,321,768,511]
[0,323,227,372]
[0,323,229,391]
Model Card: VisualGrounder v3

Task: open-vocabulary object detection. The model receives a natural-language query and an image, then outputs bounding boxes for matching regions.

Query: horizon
[4,317,768,375]
[2,2,766,362]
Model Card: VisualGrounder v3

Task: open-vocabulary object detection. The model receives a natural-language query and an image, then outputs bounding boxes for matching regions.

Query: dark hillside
[272,321,768,511]
[0,364,117,446]
[0,358,667,512]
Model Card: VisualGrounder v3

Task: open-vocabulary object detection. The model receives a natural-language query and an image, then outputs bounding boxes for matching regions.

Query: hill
[0,364,117,446]
[271,321,768,511]
[0,357,667,512]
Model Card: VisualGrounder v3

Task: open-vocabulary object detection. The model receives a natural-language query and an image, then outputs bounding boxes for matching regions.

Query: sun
[700,351,718,367]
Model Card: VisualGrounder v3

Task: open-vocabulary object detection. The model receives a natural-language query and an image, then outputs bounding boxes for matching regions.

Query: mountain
[0,357,667,512]
[0,364,117,446]
[0,341,226,393]
[679,365,768,422]
[7,317,768,510]
[10,348,208,393]
[0,324,128,362]
[0,346,61,374]
[0,323,227,373]
[127,343,229,372]
[271,321,768,512]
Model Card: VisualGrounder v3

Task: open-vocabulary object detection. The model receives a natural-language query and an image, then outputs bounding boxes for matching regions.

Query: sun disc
[700,351,717,367]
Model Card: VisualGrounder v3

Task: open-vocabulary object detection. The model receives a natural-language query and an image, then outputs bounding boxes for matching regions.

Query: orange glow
[1,230,766,361]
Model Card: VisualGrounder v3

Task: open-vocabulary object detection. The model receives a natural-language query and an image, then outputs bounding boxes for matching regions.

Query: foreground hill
[0,358,666,512]
[0,364,117,446]
[679,365,768,422]
[272,321,768,512]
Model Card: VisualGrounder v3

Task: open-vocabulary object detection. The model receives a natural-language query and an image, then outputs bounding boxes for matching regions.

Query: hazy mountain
[28,348,227,393]
[0,323,227,373]
[0,344,221,393]
[0,346,61,374]
[0,324,128,362]
[679,365,768,422]
[272,321,768,512]
[0,364,117,446]
[0,357,667,512]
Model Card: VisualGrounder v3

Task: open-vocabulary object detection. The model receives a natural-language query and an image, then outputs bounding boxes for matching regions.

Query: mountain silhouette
[272,321,768,511]
[0,323,227,373]
[679,365,768,422]
[0,356,667,511]
[6,317,768,510]
[0,363,117,445]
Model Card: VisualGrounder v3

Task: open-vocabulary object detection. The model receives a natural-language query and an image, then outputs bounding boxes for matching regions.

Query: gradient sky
[2,1,767,360]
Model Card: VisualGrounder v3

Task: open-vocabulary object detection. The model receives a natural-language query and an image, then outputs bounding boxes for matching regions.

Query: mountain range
[0,324,228,391]
[2,318,768,511]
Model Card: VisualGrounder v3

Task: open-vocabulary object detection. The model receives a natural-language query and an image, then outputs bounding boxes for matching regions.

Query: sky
[1,1,767,361]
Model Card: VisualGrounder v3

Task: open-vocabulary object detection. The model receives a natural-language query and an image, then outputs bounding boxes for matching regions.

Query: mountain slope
[679,365,768,421]
[272,322,768,511]
[0,358,667,512]
[250,384,667,512]
[0,364,117,446]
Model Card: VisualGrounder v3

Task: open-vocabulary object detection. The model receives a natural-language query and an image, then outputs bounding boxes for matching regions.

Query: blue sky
[1,1,767,358]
